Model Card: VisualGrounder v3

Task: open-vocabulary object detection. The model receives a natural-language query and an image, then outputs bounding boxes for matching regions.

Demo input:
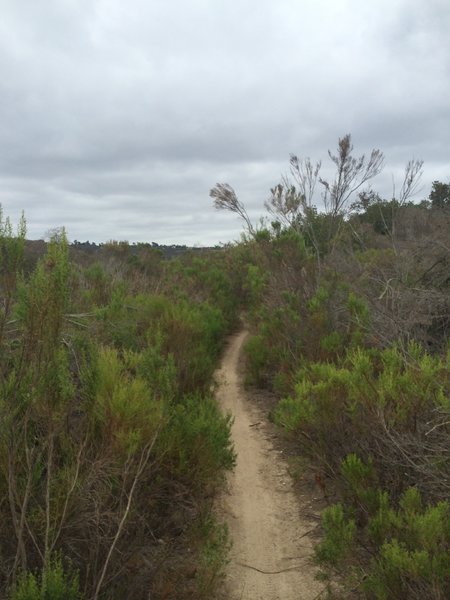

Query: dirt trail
[215,331,323,600]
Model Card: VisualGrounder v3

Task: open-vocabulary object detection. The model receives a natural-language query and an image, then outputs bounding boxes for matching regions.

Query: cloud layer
[0,0,448,244]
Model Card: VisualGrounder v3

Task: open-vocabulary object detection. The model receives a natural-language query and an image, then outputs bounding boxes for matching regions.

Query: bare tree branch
[210,183,255,236]
[397,159,424,204]
[93,425,161,600]
[319,134,384,217]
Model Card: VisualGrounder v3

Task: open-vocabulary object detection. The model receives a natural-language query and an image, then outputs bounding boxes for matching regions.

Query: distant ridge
[24,238,216,266]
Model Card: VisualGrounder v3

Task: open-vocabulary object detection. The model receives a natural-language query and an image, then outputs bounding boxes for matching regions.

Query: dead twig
[92,424,161,600]
[235,557,309,574]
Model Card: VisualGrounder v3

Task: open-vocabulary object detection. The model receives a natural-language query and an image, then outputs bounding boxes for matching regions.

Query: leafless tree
[395,159,424,205]
[265,156,322,228]
[319,134,384,217]
[211,134,384,262]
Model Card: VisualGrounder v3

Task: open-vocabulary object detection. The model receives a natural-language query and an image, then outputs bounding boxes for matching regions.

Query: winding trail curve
[215,330,323,600]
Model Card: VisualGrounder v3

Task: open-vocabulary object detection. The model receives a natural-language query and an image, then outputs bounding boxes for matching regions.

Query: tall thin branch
[93,426,161,600]
[210,183,256,237]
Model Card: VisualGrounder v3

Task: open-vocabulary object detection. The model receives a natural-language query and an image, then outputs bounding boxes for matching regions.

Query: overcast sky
[0,0,448,245]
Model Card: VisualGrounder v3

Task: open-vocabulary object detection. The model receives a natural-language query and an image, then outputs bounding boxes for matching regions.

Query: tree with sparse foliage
[212,134,385,262]
[209,182,256,236]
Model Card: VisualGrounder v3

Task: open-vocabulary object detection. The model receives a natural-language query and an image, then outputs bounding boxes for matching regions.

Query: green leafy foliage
[274,345,449,597]
[9,557,81,600]
[243,334,271,386]
[194,515,231,596]
[275,346,449,496]
[0,208,26,347]
[315,504,356,566]
[92,346,163,455]
[163,394,236,491]
[364,493,450,599]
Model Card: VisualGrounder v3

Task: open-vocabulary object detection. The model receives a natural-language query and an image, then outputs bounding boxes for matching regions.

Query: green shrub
[244,334,271,386]
[320,331,344,354]
[10,557,81,600]
[82,262,111,306]
[181,256,241,327]
[364,534,450,599]
[92,346,163,455]
[134,330,178,402]
[274,342,449,597]
[315,504,356,566]
[274,345,449,501]
[245,264,267,309]
[0,209,26,346]
[340,454,380,516]
[316,489,450,598]
[195,515,231,597]
[164,394,235,491]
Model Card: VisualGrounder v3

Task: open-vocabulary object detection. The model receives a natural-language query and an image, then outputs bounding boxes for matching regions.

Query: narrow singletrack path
[215,331,323,600]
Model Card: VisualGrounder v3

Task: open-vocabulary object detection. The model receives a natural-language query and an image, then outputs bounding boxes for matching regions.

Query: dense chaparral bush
[274,345,449,503]
[0,216,239,599]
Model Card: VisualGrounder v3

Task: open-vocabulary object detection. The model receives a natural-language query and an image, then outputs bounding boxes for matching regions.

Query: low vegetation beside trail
[0,212,239,600]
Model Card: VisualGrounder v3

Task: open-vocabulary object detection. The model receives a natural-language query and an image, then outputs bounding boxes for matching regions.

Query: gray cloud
[0,0,448,244]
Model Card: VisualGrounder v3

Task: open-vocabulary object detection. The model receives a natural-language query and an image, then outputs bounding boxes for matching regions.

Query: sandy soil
[215,331,324,600]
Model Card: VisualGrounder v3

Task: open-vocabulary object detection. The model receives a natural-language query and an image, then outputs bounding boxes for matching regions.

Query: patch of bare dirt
[215,331,327,600]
